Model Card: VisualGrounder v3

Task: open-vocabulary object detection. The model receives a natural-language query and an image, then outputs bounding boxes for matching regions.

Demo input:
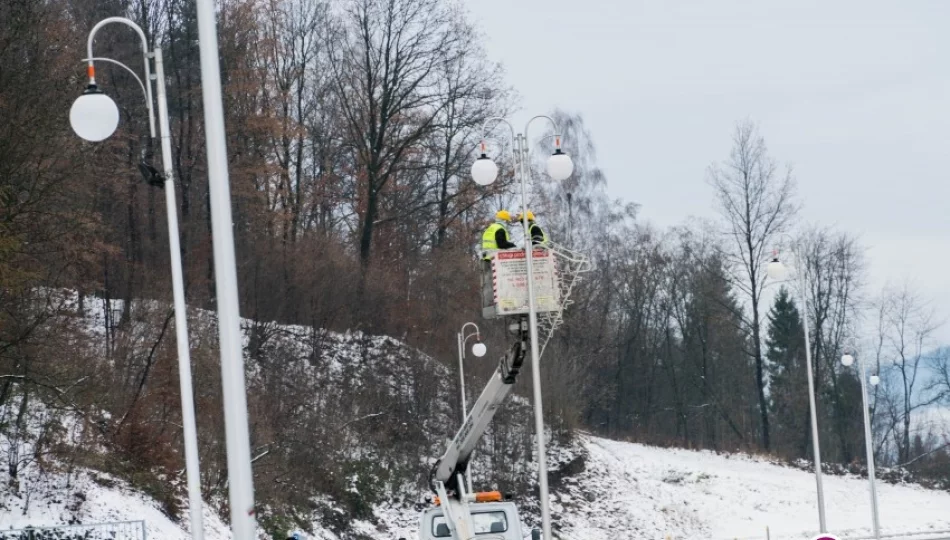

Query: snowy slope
[3,291,949,539]
[0,465,232,539]
[0,398,232,537]
[5,433,949,540]
[554,436,950,540]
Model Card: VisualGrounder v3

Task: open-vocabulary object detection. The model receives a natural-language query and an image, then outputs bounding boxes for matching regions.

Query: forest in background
[2,0,949,533]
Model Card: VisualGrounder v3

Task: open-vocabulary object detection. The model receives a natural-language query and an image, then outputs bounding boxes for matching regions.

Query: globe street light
[842,342,882,539]
[70,17,204,540]
[471,146,499,186]
[469,136,574,186]
[457,322,486,492]
[472,116,573,540]
[766,236,826,534]
[70,90,120,142]
[545,147,574,181]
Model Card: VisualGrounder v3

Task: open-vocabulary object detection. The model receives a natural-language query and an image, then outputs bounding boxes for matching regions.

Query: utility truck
[419,499,525,540]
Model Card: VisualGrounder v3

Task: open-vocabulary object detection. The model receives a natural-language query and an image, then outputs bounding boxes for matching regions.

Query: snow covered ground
[0,463,232,538]
[2,292,947,539]
[3,434,949,540]
[555,435,950,540]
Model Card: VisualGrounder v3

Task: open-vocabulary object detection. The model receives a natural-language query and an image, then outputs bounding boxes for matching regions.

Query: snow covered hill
[4,432,949,539]
[554,436,950,540]
[0,463,232,539]
[2,292,948,539]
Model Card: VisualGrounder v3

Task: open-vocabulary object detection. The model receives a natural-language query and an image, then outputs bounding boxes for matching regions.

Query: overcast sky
[465,0,950,341]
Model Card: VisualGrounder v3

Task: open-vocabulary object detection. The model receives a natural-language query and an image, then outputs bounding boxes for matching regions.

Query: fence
[0,521,146,540]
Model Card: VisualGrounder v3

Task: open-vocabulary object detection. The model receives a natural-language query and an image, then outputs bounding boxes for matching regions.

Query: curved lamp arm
[523,114,562,151]
[460,322,481,343]
[86,17,155,137]
[480,117,517,149]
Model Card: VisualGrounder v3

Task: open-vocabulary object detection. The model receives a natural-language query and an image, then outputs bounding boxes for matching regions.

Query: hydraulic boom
[432,317,528,494]
[428,317,529,540]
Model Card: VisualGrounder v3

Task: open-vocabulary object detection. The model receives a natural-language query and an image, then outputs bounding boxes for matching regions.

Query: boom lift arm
[429,317,529,540]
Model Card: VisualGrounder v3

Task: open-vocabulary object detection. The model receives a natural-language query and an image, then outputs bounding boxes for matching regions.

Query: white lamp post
[766,236,826,534]
[470,117,573,540]
[457,322,486,493]
[70,17,204,540]
[193,0,257,536]
[842,343,882,539]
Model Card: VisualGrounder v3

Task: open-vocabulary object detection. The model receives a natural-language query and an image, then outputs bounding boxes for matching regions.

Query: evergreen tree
[765,287,809,459]
[680,251,754,451]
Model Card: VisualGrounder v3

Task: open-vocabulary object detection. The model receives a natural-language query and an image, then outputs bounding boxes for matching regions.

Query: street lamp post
[842,343,882,539]
[470,116,574,540]
[457,322,487,493]
[766,235,826,534]
[69,17,204,540]
[192,0,257,535]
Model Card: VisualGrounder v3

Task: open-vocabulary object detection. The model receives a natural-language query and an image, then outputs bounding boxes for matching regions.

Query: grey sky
[467,0,950,341]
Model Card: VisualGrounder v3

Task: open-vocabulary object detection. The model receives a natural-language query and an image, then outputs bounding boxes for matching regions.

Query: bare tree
[328,0,469,268]
[798,227,865,462]
[708,120,798,450]
[874,283,943,463]
[932,348,950,406]
[534,109,614,250]
[422,32,510,249]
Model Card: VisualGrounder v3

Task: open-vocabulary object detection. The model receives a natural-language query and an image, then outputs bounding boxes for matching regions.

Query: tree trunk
[751,287,771,450]
[359,183,379,268]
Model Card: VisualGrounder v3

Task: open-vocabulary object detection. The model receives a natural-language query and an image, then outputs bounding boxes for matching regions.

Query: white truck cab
[419,501,523,540]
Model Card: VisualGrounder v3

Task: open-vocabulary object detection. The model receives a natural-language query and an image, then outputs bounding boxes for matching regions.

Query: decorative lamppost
[842,342,882,539]
[70,17,205,539]
[470,116,573,540]
[766,236,826,534]
[457,322,487,492]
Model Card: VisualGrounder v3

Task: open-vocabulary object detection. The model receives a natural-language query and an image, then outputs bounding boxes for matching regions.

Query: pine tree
[765,287,809,459]
[680,252,754,450]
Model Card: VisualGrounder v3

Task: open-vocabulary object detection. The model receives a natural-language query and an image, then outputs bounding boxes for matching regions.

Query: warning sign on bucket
[492,248,560,316]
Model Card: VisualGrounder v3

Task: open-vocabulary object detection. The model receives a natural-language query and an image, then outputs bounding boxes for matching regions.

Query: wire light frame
[536,241,593,357]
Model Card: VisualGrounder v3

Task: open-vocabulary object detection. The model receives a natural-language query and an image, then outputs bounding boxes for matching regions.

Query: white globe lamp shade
[841,354,855,367]
[471,342,487,358]
[869,374,880,386]
[766,259,787,281]
[546,150,574,181]
[70,90,119,142]
[471,156,498,186]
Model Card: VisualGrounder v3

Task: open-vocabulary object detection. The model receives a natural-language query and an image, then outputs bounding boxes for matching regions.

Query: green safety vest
[482,221,510,257]
[529,222,549,245]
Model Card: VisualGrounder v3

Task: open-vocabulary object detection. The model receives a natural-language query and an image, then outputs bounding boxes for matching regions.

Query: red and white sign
[491,248,560,315]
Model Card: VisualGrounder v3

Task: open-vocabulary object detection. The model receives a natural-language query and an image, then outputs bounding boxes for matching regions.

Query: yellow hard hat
[515,210,535,222]
[495,210,512,222]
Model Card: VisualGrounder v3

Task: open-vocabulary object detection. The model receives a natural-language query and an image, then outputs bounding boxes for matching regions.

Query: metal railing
[0,520,146,540]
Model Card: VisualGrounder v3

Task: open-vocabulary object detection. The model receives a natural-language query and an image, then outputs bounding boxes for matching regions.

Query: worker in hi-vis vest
[480,210,515,312]
[481,210,516,259]
[515,210,548,246]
